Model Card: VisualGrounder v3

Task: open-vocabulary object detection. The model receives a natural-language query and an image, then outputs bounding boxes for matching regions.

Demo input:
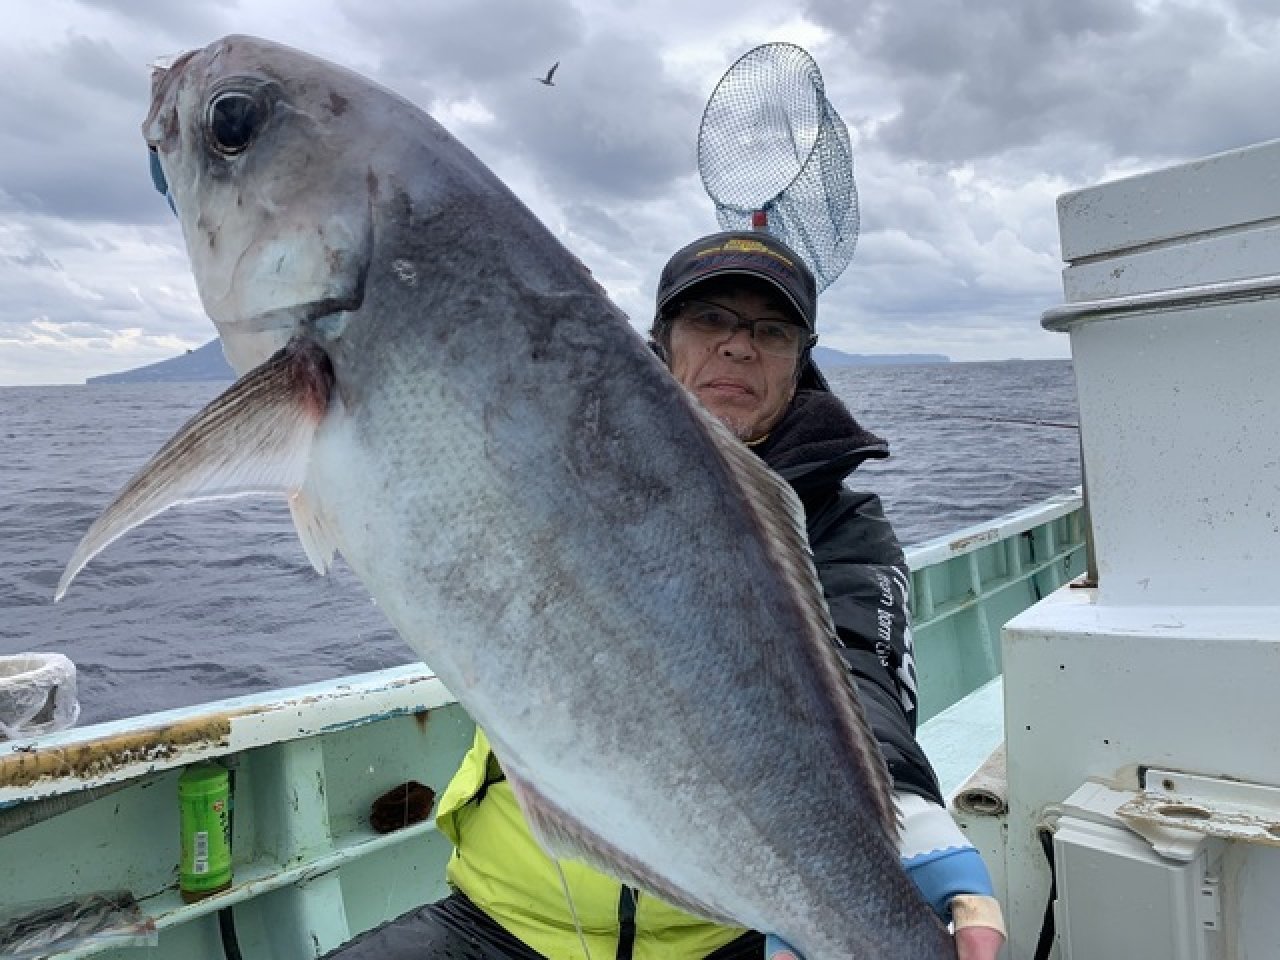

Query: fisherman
[325,230,1006,960]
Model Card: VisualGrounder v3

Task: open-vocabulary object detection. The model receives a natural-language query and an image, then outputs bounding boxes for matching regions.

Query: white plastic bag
[0,652,80,740]
[0,891,156,958]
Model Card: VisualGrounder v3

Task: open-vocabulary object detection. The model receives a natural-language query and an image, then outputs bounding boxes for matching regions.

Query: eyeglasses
[670,299,815,357]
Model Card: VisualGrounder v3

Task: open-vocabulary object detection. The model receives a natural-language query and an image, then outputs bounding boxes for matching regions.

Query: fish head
[143,35,380,374]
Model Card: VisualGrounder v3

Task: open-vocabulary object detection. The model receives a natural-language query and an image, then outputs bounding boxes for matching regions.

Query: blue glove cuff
[902,846,995,920]
[764,933,802,959]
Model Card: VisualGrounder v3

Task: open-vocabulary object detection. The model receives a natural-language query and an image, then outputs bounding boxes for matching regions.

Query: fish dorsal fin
[695,404,902,846]
[56,344,333,600]
[504,763,737,926]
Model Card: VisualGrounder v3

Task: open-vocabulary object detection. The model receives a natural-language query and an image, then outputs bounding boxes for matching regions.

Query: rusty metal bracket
[1117,768,1280,857]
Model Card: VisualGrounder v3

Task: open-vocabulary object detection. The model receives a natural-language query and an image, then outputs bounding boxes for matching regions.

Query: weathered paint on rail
[0,715,232,789]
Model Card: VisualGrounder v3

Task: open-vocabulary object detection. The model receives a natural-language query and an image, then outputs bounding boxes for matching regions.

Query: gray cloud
[6,0,1272,382]
[486,33,701,200]
[60,32,151,102]
[334,0,702,207]
[76,0,238,41]
[3,248,59,269]
[806,0,1277,175]
[337,0,584,95]
[0,35,180,224]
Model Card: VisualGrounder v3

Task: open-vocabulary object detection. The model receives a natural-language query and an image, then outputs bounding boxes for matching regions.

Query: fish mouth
[235,293,365,336]
[216,292,365,375]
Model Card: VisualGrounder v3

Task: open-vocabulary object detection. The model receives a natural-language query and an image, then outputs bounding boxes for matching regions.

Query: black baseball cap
[655,230,818,333]
[653,229,830,391]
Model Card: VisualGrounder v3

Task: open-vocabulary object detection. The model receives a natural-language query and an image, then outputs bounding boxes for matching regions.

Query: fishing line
[553,860,594,960]
[937,414,1078,429]
[901,411,1079,429]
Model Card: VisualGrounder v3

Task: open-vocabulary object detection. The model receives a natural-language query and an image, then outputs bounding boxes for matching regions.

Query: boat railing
[0,667,471,958]
[905,487,1087,723]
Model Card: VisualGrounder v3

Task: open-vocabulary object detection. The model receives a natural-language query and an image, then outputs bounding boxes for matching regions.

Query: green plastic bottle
[178,762,233,902]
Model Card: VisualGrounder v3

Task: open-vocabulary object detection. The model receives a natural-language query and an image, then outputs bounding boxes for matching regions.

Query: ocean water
[0,360,1080,727]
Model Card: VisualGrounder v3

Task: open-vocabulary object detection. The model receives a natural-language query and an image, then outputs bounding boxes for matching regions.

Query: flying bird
[535,61,559,86]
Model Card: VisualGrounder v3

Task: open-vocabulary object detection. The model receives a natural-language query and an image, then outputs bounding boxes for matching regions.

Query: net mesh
[697,43,858,293]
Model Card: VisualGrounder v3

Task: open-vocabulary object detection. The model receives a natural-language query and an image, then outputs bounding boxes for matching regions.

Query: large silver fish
[60,36,953,959]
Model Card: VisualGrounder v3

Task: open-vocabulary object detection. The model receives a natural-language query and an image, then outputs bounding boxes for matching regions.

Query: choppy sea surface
[1,360,1080,726]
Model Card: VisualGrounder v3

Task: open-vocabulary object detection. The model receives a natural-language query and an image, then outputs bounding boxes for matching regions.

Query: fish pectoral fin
[56,343,334,600]
[505,766,736,926]
[289,491,337,575]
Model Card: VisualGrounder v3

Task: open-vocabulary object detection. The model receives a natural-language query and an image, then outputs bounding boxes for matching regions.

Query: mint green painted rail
[0,668,472,959]
[906,488,1087,723]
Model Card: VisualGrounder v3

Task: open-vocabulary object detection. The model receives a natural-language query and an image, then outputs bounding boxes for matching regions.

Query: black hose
[218,907,244,960]
[1032,826,1058,960]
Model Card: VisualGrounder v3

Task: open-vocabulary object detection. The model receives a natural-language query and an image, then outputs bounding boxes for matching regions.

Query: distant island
[811,346,949,368]
[87,340,948,384]
[87,340,235,384]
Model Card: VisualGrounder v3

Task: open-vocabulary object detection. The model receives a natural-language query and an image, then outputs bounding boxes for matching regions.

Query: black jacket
[753,389,944,805]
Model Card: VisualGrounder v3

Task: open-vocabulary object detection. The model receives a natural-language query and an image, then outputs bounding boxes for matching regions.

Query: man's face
[666,280,803,441]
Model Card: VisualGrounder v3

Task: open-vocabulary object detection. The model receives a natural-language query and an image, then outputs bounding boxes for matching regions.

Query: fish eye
[206,91,265,156]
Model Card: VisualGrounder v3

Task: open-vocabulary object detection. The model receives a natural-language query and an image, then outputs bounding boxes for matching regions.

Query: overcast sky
[2,0,1276,385]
